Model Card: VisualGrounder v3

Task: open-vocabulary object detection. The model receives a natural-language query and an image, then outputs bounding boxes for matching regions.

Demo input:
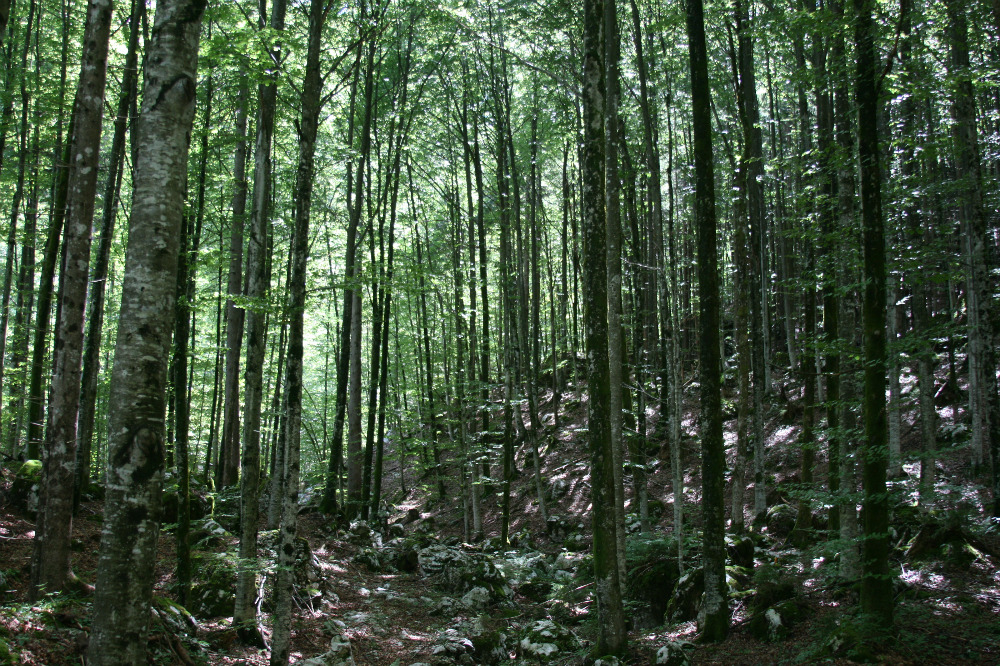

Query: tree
[582,0,626,654]
[270,1,328,663]
[686,0,728,642]
[31,0,114,601]
[855,0,893,630]
[234,0,287,646]
[88,0,206,661]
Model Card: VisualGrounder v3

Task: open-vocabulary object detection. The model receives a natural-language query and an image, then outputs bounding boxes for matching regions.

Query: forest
[0,0,998,663]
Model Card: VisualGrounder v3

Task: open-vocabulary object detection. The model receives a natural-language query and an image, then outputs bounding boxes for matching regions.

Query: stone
[726,535,755,568]
[517,619,578,660]
[295,634,355,666]
[546,478,570,502]
[665,568,704,624]
[748,599,804,642]
[626,555,680,630]
[8,459,42,518]
[460,586,493,609]
[189,553,237,618]
[655,640,693,666]
[765,504,797,540]
[153,596,199,636]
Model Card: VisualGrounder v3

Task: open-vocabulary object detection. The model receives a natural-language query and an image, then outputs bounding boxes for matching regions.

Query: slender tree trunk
[218,78,249,490]
[88,3,204,661]
[76,0,141,506]
[583,0,626,653]
[946,0,1000,500]
[32,0,114,600]
[855,0,893,628]
[270,2,325,661]
[234,0,287,645]
[687,0,728,640]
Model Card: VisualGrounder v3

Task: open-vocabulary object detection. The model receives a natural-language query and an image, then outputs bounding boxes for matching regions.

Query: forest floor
[2,372,1000,664]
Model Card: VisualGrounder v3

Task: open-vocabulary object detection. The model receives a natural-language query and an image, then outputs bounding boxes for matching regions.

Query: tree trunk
[76,0,141,507]
[686,0,728,640]
[234,0,287,645]
[270,1,324,661]
[218,77,249,491]
[855,0,893,628]
[87,3,204,661]
[583,0,626,653]
[32,0,114,601]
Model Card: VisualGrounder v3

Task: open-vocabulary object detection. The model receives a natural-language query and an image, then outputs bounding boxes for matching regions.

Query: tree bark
[686,0,728,640]
[855,0,893,628]
[234,0,287,645]
[88,2,204,661]
[32,0,114,601]
[583,0,626,653]
[270,2,325,662]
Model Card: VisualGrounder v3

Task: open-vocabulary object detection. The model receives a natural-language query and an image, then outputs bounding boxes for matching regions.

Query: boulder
[726,535,755,568]
[748,599,804,642]
[189,553,237,618]
[8,459,42,518]
[517,619,579,660]
[152,596,199,636]
[655,641,694,666]
[296,634,355,666]
[546,515,570,540]
[546,478,570,502]
[431,629,474,665]
[418,544,508,603]
[626,557,680,630]
[665,568,704,624]
[765,504,797,540]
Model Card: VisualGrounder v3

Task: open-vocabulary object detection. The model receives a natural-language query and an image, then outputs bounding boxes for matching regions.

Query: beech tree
[88,0,206,661]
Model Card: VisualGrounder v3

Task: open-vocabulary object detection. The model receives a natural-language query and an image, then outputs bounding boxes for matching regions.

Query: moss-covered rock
[748,599,804,641]
[765,504,797,540]
[665,568,704,624]
[517,619,579,660]
[626,557,680,630]
[9,459,42,518]
[189,553,238,618]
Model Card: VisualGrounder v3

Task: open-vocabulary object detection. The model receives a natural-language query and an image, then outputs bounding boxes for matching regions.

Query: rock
[153,596,199,636]
[518,619,579,660]
[563,533,589,552]
[469,617,506,665]
[626,556,680,630]
[751,579,795,612]
[160,485,210,524]
[389,539,421,573]
[518,620,580,662]
[418,544,508,603]
[192,518,232,547]
[460,586,493,609]
[748,599,804,641]
[430,596,458,616]
[655,640,694,666]
[726,535,755,568]
[8,459,42,518]
[546,478,570,502]
[432,628,474,664]
[766,504,797,540]
[347,521,377,547]
[353,548,385,572]
[665,568,704,624]
[189,553,237,618]
[546,515,570,540]
[296,634,355,666]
